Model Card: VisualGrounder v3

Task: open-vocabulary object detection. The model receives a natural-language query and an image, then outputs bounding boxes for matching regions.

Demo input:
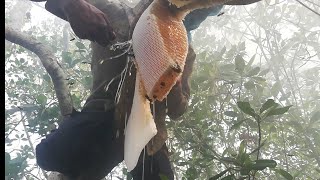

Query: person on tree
[33,0,260,179]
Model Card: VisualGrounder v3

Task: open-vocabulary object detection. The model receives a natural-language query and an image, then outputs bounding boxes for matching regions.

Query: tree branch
[6,105,39,114]
[130,0,153,37]
[295,0,320,17]
[133,0,153,19]
[5,25,73,116]
[225,0,261,5]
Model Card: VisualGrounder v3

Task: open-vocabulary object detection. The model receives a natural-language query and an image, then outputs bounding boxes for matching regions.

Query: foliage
[167,0,320,179]
[5,0,320,179]
[5,1,93,179]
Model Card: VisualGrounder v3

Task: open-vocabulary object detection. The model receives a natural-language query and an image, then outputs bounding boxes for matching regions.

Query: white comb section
[124,73,157,171]
[132,3,176,100]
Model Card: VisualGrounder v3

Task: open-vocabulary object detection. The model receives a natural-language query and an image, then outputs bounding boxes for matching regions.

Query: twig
[295,0,320,17]
[280,127,289,171]
[5,114,26,140]
[304,0,320,8]
[21,111,48,179]
[225,0,261,5]
[256,116,262,160]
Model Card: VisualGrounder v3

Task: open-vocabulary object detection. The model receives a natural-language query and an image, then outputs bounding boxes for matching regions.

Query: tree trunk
[80,0,170,179]
[80,1,199,179]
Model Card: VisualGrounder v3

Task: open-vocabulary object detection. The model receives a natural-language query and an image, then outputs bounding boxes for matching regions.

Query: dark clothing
[36,109,123,180]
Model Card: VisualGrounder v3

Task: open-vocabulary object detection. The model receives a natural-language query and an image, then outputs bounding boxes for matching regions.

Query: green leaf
[123,168,132,180]
[235,55,246,74]
[246,67,260,77]
[260,99,278,113]
[127,172,133,180]
[36,94,47,105]
[61,51,72,66]
[239,41,246,51]
[252,159,277,170]
[240,167,251,176]
[75,42,86,49]
[259,68,270,76]
[5,152,11,164]
[224,111,238,117]
[221,174,235,180]
[246,54,256,68]
[244,81,255,90]
[271,82,281,96]
[178,161,188,166]
[237,101,257,118]
[74,49,86,53]
[159,173,169,180]
[221,63,235,70]
[28,154,35,159]
[43,74,51,82]
[219,46,227,57]
[230,118,249,130]
[237,151,250,167]
[209,169,229,180]
[185,166,198,179]
[266,105,292,117]
[276,169,293,180]
[220,157,237,164]
[71,58,82,68]
[310,110,320,123]
[84,76,93,88]
[5,153,11,176]
[239,140,247,156]
[252,76,266,82]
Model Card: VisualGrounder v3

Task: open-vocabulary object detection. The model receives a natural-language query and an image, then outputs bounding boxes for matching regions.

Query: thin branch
[24,171,42,180]
[21,111,48,179]
[295,0,320,17]
[5,114,26,140]
[225,0,261,5]
[304,0,320,8]
[5,25,73,116]
[256,117,262,160]
[280,127,289,172]
[6,105,38,114]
